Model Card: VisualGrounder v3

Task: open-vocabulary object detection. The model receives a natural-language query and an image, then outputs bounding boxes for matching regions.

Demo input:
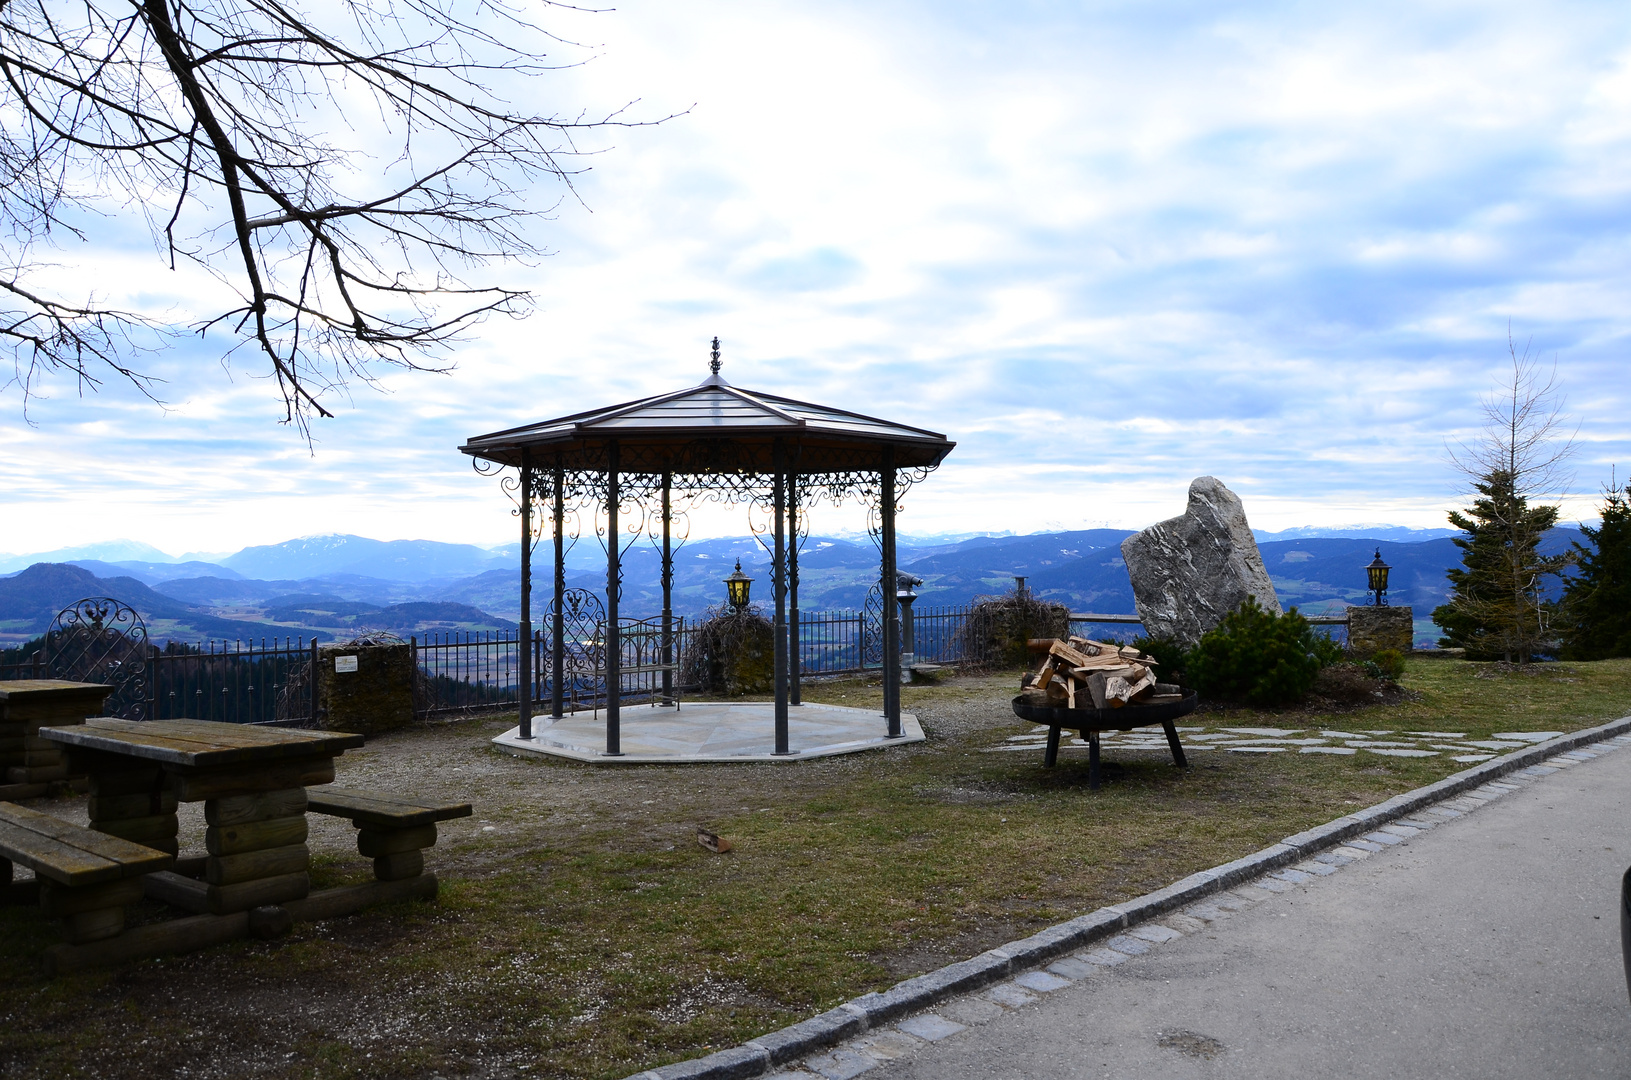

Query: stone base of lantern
[1346,605,1414,656]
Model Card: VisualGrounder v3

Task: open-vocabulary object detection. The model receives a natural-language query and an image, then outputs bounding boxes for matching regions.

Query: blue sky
[3,0,1629,557]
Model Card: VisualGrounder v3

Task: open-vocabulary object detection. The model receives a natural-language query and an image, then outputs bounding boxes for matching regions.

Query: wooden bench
[306,788,472,882]
[0,801,173,944]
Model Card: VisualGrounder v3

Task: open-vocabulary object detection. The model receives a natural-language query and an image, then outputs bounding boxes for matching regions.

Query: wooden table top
[0,679,115,700]
[37,717,365,769]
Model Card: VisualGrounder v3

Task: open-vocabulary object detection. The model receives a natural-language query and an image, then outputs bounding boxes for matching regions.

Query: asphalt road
[870,744,1631,1079]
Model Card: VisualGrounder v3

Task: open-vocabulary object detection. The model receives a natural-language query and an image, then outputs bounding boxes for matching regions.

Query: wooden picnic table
[38,717,364,915]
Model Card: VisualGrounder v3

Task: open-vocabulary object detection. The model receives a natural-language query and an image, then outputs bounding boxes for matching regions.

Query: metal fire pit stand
[1011,689,1199,790]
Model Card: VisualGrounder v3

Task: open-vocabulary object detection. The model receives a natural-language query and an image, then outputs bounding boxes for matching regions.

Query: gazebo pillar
[551,456,565,719]
[604,440,622,756]
[788,473,802,707]
[772,440,790,754]
[881,447,902,737]
[661,471,674,707]
[518,448,533,740]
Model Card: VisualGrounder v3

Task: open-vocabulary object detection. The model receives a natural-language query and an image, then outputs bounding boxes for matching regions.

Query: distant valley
[0,527,1584,649]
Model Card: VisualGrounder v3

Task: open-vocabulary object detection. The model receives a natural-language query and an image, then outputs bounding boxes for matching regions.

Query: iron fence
[2,637,319,724]
[1,601,990,725]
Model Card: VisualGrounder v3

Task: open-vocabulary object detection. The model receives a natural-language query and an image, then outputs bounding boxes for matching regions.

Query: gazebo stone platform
[493,702,924,764]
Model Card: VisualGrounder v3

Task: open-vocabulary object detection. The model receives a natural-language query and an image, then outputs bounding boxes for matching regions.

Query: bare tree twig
[0,0,681,434]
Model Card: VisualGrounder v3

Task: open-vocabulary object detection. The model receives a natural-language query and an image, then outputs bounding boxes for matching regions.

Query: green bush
[1131,634,1191,686]
[1363,648,1406,682]
[1310,633,1346,668]
[1186,597,1329,707]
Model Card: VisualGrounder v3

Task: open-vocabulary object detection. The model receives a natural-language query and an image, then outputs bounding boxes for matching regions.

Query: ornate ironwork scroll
[545,588,605,708]
[861,582,885,669]
[46,597,151,720]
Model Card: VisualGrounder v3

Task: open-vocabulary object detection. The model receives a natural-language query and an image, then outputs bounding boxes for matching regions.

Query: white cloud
[4,0,1631,556]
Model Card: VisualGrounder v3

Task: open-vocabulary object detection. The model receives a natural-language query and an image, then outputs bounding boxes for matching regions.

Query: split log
[357,825,437,858]
[92,813,179,846]
[205,788,309,827]
[205,815,308,856]
[86,767,170,797]
[204,843,311,887]
[205,871,310,915]
[174,757,334,802]
[38,877,145,917]
[88,791,179,821]
[373,850,425,881]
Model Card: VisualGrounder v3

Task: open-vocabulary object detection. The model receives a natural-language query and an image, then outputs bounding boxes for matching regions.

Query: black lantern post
[724,559,754,612]
[1366,548,1391,606]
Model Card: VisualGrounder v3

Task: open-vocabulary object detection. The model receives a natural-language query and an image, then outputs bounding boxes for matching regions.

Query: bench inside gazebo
[460,343,954,763]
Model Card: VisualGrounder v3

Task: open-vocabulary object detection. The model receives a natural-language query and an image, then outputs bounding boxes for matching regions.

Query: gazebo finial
[709,335,722,375]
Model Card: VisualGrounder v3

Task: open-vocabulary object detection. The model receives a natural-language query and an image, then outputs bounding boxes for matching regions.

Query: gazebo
[459,342,955,758]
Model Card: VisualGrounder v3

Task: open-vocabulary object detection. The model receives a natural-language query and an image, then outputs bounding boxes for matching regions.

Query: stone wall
[1346,605,1414,655]
[317,643,414,736]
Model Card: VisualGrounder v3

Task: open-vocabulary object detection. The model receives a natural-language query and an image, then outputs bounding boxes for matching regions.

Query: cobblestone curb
[624,714,1631,1080]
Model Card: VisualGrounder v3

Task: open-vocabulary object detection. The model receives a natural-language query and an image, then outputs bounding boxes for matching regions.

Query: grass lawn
[2,657,1628,1080]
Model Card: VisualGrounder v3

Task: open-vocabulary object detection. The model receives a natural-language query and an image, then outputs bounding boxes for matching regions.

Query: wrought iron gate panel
[45,597,151,720]
[547,588,605,708]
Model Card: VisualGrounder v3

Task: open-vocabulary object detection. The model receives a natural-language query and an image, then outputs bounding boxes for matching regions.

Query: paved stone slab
[1127,923,1183,944]
[980,983,1038,1009]
[1105,935,1151,955]
[1045,956,1098,980]
[805,1048,875,1080]
[852,1032,919,1061]
[894,1015,964,1042]
[935,997,1002,1026]
[1013,970,1072,992]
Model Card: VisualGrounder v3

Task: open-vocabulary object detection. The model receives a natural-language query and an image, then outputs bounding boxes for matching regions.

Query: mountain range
[0,526,1587,649]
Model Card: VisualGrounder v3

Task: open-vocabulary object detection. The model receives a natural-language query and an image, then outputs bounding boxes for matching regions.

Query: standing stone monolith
[1121,476,1281,648]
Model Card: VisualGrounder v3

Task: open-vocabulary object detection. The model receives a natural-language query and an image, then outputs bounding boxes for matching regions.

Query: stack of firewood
[1019,637,1181,710]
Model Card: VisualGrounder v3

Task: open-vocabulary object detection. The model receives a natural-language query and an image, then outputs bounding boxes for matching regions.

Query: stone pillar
[1346,605,1414,655]
[317,644,414,735]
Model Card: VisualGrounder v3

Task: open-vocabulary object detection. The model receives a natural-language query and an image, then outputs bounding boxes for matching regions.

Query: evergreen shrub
[1186,597,1330,707]
[1131,634,1191,686]
[1560,479,1631,660]
[1365,648,1406,682]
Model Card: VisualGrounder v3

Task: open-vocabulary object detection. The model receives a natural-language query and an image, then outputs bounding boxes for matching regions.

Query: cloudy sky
[4,0,1629,558]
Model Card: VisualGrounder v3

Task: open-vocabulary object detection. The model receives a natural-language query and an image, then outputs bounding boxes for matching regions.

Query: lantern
[1365,548,1391,607]
[723,559,753,611]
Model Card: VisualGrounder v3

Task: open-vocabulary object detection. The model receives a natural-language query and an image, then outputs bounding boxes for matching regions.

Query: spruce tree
[1559,479,1631,659]
[1432,469,1564,661]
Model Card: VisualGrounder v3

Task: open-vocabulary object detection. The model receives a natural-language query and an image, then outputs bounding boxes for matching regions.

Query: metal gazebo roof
[459,369,955,473]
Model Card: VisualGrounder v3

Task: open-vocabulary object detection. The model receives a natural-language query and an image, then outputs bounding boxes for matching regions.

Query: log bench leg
[1088,731,1101,792]
[201,787,312,914]
[356,824,436,882]
[88,767,180,856]
[39,877,146,945]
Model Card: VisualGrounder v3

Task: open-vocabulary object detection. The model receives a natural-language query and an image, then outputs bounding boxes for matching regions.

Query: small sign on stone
[334,655,358,674]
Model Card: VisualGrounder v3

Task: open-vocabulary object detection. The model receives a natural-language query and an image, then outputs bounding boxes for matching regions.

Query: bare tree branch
[0,0,679,434]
